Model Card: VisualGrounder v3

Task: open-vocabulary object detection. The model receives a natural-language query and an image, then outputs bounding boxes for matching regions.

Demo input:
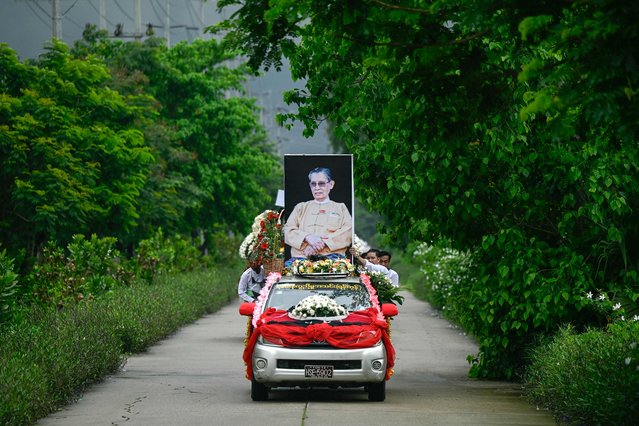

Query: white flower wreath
[289,294,348,320]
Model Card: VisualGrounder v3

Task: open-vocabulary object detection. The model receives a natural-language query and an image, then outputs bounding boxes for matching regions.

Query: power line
[87,0,116,27]
[24,0,51,29]
[150,0,164,26]
[62,0,80,16]
[64,14,84,31]
[113,0,135,23]
[186,0,203,28]
[152,0,178,25]
[29,0,51,19]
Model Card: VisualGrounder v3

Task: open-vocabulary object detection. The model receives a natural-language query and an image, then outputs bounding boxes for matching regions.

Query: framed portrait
[283,154,354,261]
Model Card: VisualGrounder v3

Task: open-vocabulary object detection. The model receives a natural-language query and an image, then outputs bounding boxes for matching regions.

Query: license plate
[305,365,334,378]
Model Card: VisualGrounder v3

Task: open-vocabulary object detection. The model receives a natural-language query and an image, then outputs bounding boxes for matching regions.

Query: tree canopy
[213,0,639,377]
[1,32,281,260]
[0,41,153,256]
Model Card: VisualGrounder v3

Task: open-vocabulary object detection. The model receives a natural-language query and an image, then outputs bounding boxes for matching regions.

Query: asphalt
[38,290,556,425]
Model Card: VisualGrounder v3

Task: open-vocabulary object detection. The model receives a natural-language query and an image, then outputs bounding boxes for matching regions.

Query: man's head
[308,167,335,202]
[378,250,392,267]
[364,249,382,264]
[250,261,262,273]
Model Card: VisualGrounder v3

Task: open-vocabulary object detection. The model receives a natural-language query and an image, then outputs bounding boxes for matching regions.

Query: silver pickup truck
[239,273,398,401]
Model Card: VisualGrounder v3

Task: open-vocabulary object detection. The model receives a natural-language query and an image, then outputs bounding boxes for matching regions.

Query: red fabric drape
[243,308,395,380]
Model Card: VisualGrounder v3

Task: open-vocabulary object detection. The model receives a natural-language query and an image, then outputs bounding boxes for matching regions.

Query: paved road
[38,291,555,426]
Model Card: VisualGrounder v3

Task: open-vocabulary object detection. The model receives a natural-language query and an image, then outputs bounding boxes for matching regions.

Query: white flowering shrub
[412,242,475,317]
[583,289,639,324]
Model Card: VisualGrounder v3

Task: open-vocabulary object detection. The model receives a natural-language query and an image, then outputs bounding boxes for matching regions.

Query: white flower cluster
[290,294,348,319]
[368,270,393,288]
[353,233,370,254]
[239,232,257,260]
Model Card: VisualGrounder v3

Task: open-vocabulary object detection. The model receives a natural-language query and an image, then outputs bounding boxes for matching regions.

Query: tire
[367,380,386,401]
[251,377,269,401]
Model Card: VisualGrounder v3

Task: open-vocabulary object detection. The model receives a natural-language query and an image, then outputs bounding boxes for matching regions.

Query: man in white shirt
[237,264,265,303]
[349,248,390,275]
[378,250,400,287]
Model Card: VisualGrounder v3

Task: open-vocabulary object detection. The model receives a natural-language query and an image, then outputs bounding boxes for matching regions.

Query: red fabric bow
[306,323,333,341]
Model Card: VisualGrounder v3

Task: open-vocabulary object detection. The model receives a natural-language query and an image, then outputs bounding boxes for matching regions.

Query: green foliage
[525,323,639,425]
[28,235,133,307]
[71,33,282,246]
[104,267,237,353]
[0,248,20,325]
[411,242,475,315]
[367,270,403,305]
[0,264,239,425]
[0,41,153,257]
[215,0,639,379]
[0,304,124,425]
[208,228,245,265]
[134,228,210,282]
[2,33,280,265]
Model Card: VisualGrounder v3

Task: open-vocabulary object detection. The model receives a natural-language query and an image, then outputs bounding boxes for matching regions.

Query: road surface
[38,291,555,425]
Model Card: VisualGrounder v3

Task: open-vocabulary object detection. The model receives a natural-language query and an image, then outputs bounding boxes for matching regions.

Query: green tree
[72,31,282,248]
[213,0,639,378]
[0,41,153,257]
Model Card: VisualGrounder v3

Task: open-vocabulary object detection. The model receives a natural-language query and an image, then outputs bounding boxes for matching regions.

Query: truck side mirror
[239,302,256,316]
[381,303,398,317]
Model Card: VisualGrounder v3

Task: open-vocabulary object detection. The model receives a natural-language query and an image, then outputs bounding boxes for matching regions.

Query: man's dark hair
[378,250,392,260]
[308,254,328,261]
[367,248,382,256]
[308,166,333,181]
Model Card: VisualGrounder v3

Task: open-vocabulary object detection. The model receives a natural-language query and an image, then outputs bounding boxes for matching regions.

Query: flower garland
[289,294,348,319]
[359,272,385,322]
[252,272,281,327]
[255,210,284,261]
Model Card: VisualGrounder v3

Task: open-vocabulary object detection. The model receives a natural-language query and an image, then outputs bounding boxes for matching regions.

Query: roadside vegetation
[403,242,639,424]
[0,249,240,424]
[0,31,275,425]
[215,0,639,381]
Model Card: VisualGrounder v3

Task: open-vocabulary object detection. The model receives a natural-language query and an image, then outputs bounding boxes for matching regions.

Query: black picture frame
[283,154,354,260]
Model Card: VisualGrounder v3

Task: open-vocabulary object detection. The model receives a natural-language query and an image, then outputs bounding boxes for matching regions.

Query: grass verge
[0,264,238,425]
[524,321,639,425]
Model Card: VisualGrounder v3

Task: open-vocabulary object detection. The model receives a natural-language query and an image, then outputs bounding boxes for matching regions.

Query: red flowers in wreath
[254,210,284,264]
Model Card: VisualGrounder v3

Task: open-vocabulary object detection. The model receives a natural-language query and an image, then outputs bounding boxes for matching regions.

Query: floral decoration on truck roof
[289,257,356,275]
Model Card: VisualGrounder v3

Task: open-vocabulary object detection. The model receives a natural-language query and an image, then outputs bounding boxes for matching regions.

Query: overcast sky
[0,0,330,155]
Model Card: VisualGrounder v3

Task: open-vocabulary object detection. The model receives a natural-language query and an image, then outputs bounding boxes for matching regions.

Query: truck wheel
[367,380,386,401]
[251,377,269,401]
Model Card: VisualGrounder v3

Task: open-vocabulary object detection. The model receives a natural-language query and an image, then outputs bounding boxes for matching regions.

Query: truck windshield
[265,282,371,313]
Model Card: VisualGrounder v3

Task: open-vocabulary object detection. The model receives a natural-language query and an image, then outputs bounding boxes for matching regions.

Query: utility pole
[52,0,62,39]
[99,0,106,31]
[135,0,142,40]
[164,0,171,47]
